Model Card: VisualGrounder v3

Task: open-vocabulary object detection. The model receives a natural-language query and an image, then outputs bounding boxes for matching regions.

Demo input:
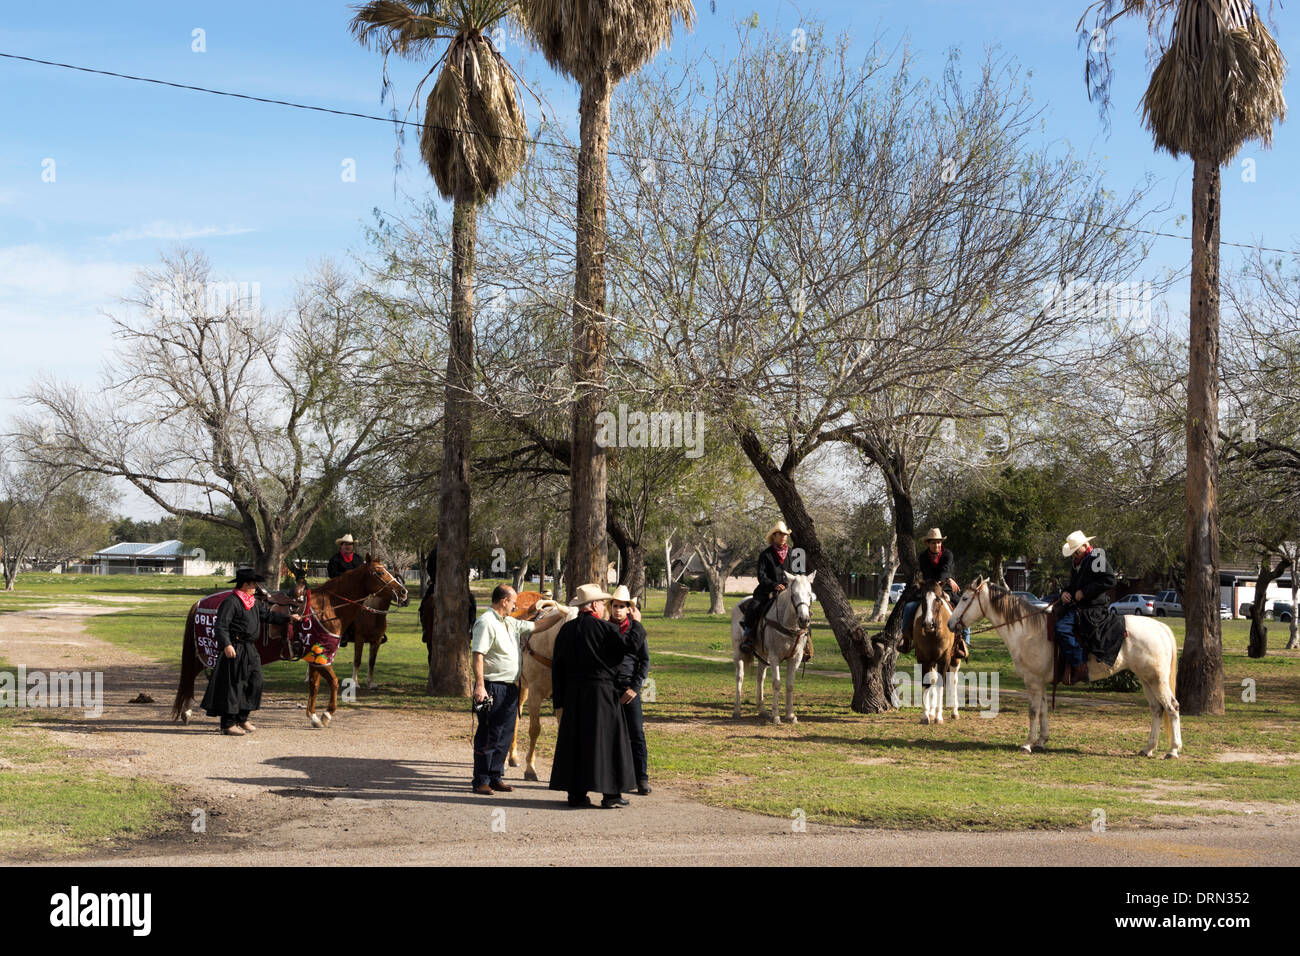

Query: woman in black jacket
[741,520,811,661]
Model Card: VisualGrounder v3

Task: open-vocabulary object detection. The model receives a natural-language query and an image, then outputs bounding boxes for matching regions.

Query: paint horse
[730,571,818,723]
[912,582,963,724]
[948,577,1182,757]
[171,557,408,729]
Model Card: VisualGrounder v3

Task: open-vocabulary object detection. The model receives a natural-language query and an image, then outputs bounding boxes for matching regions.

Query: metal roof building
[88,540,199,574]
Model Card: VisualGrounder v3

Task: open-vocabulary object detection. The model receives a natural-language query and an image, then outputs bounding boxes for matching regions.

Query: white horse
[948,576,1182,758]
[730,571,817,723]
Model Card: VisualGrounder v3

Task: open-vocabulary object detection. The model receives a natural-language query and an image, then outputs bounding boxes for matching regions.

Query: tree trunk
[428,197,476,698]
[702,558,726,614]
[538,527,547,595]
[566,74,613,602]
[512,560,529,593]
[1178,155,1225,715]
[663,580,690,618]
[870,530,899,623]
[1248,554,1290,659]
[1290,578,1299,650]
[740,429,893,713]
[993,554,1007,590]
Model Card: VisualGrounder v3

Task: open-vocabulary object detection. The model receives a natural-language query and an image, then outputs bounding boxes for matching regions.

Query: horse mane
[986,584,1036,626]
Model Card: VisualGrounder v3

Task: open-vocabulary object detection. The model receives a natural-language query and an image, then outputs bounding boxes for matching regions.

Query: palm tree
[1079,0,1286,714]
[351,0,530,695]
[520,0,696,599]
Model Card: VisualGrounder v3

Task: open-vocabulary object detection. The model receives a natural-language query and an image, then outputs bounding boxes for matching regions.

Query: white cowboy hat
[571,583,613,607]
[767,520,792,542]
[923,528,946,542]
[609,585,636,607]
[335,534,356,547]
[1061,530,1095,557]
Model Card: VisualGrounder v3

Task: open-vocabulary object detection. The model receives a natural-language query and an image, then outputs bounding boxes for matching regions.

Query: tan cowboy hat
[571,583,613,607]
[767,520,792,543]
[1061,530,1095,557]
[609,585,636,607]
[923,528,946,542]
[335,534,356,547]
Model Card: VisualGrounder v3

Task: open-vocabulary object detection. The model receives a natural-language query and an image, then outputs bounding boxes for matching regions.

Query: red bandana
[236,590,256,610]
[774,544,789,563]
[619,616,632,635]
[1073,544,1093,568]
[341,553,356,564]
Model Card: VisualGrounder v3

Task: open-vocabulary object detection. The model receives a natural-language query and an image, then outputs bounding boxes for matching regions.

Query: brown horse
[506,593,577,780]
[171,557,408,729]
[912,582,961,724]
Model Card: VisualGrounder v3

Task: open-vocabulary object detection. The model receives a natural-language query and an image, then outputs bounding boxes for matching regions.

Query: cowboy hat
[609,585,636,607]
[923,528,946,542]
[229,569,267,586]
[1061,530,1095,557]
[767,520,792,542]
[571,583,613,607]
[335,534,356,547]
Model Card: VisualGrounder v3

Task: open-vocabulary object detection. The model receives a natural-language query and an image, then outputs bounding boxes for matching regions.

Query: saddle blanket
[193,590,340,669]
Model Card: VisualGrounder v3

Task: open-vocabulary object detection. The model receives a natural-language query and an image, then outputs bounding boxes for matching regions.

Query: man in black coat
[609,586,651,795]
[1056,530,1124,684]
[549,584,636,809]
[327,534,363,580]
[202,569,301,735]
[741,520,794,655]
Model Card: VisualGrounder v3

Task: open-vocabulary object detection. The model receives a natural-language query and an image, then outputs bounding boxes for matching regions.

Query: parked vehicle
[1274,601,1294,623]
[1109,593,1156,616]
[1152,590,1182,617]
[1220,603,1233,620]
[887,582,906,605]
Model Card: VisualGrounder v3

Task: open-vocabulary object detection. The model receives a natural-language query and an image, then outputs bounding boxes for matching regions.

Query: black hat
[230,569,268,586]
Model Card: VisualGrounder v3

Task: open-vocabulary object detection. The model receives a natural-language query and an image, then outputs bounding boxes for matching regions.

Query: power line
[2,50,1295,258]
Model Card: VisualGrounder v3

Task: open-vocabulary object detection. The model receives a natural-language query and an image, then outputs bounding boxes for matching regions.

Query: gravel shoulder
[3,605,1298,866]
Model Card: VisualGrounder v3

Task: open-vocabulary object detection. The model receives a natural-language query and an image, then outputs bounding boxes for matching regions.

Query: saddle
[266,589,308,661]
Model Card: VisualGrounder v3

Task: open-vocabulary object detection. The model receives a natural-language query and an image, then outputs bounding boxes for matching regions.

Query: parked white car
[1109,593,1156,616]
[887,582,906,605]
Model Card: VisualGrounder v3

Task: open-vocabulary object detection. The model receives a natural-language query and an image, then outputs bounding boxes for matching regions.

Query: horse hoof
[1019,745,1033,754]
[920,716,931,725]
[1139,748,1155,758]
[935,715,944,724]
[1164,751,1180,760]
[309,713,322,728]
[181,709,192,725]
[320,712,332,726]
[507,756,520,768]
[951,711,960,720]
[524,769,539,782]
[368,682,378,691]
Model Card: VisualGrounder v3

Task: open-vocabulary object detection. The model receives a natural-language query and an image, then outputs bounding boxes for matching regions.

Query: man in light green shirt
[470,585,534,794]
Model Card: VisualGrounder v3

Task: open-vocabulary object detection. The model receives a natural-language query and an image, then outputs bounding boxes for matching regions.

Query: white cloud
[105,221,255,243]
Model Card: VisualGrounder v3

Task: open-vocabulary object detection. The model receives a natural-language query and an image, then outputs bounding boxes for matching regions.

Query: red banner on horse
[191,589,340,668]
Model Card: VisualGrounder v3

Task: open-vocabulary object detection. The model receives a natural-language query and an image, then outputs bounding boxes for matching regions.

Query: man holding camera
[470,584,535,795]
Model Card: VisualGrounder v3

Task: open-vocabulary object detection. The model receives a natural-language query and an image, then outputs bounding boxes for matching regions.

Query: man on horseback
[329,534,364,648]
[899,529,969,658]
[740,521,811,662]
[1056,530,1122,685]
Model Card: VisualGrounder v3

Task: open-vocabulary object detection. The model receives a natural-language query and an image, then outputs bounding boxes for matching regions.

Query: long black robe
[201,593,289,717]
[549,611,636,796]
[1066,548,1125,666]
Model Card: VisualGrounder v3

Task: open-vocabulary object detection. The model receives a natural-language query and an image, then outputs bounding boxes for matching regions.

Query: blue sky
[3,0,1298,412]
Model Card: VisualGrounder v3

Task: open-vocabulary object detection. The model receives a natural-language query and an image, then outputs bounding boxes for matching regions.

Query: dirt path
[4,605,1299,866]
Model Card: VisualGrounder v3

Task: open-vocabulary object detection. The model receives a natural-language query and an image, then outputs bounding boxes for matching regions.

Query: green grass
[3,573,1298,834]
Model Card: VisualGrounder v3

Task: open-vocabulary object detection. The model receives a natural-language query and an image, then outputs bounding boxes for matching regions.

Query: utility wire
[2,50,1294,258]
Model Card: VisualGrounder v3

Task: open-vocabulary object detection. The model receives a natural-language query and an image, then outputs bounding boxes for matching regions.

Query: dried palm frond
[522,0,696,85]
[1141,0,1287,160]
[422,33,528,201]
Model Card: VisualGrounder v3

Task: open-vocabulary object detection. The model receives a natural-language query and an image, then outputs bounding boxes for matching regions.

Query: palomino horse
[912,582,962,724]
[948,576,1182,757]
[171,557,408,729]
[730,571,817,723]
[506,594,576,781]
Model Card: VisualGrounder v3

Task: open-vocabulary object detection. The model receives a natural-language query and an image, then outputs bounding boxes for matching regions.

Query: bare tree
[22,250,401,580]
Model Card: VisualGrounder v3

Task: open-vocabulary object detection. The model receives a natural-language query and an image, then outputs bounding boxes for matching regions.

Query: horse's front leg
[733,654,744,719]
[367,640,379,690]
[352,639,363,690]
[1139,682,1162,757]
[770,659,782,724]
[509,682,526,767]
[320,666,338,725]
[1020,682,1042,753]
[307,667,322,728]
[525,703,542,782]
[755,662,766,716]
[785,656,797,724]
[947,663,961,720]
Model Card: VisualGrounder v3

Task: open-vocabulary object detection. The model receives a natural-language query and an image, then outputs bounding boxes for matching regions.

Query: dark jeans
[472,681,520,787]
[219,710,250,730]
[622,692,648,784]
[1054,610,1086,666]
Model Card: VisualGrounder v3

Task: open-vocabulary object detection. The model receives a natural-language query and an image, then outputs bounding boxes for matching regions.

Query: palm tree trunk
[567,74,613,601]
[428,196,476,697]
[1178,154,1225,715]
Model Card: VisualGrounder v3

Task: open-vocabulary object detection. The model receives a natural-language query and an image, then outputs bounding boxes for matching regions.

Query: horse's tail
[1163,625,1178,740]
[171,603,200,722]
